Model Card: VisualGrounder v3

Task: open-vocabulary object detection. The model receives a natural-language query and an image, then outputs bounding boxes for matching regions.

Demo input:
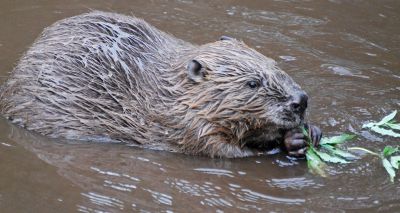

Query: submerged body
[0,11,320,157]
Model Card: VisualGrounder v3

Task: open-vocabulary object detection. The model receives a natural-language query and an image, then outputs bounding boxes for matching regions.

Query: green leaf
[306,148,327,177]
[370,126,400,137]
[301,126,308,136]
[314,149,349,163]
[385,123,400,131]
[382,146,399,158]
[320,134,356,145]
[382,158,396,182]
[362,123,374,129]
[363,110,397,129]
[322,144,357,159]
[301,127,311,143]
[391,156,400,169]
[376,110,397,126]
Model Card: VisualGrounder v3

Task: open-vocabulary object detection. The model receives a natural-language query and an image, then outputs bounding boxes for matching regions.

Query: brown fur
[0,11,306,158]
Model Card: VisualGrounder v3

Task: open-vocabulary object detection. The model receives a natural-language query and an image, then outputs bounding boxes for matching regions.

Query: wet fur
[0,11,305,158]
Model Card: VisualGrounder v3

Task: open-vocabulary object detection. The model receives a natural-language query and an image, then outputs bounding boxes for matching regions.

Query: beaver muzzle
[289,92,308,115]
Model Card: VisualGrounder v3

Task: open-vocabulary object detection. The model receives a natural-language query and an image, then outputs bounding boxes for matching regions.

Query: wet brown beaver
[0,11,321,158]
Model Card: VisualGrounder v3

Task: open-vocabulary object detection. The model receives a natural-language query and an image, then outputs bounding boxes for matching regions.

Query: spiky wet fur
[0,11,306,158]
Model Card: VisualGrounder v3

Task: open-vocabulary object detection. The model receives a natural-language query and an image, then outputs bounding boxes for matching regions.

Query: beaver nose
[290,92,308,113]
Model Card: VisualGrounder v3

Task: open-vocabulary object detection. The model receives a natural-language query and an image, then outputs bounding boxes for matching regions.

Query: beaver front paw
[283,124,322,157]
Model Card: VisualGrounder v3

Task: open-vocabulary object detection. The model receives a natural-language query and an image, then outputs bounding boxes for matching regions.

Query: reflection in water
[3,119,400,212]
[0,0,400,212]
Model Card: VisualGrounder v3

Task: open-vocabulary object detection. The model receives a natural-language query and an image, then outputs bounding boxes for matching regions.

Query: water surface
[0,0,399,212]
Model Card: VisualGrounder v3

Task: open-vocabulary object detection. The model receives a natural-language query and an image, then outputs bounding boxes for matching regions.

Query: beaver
[0,11,321,158]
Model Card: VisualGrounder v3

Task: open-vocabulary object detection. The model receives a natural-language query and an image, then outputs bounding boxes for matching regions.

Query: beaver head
[180,37,308,150]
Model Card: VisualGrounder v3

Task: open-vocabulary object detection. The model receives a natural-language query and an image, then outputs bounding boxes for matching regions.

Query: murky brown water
[1,0,399,212]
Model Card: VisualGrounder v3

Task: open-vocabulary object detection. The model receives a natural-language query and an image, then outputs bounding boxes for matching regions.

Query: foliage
[304,110,400,182]
[363,110,400,137]
[303,127,356,177]
[348,146,400,182]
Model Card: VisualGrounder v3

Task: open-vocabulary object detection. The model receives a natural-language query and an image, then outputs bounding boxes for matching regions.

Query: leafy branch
[348,146,400,182]
[303,127,356,177]
[363,110,400,137]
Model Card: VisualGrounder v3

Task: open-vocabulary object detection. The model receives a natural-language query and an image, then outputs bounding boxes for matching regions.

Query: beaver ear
[187,60,207,83]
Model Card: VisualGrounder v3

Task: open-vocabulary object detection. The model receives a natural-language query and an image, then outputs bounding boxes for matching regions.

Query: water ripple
[81,192,124,210]
[321,64,370,79]
[103,180,136,192]
[1,142,13,147]
[193,168,234,177]
[236,188,305,205]
[143,189,173,206]
[166,178,220,198]
[266,177,323,189]
[90,166,121,177]
[227,6,327,26]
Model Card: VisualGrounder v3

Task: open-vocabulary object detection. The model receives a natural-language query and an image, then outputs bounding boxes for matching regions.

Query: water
[0,0,399,212]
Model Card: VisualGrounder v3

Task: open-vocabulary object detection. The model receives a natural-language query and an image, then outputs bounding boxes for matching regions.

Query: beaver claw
[283,124,322,157]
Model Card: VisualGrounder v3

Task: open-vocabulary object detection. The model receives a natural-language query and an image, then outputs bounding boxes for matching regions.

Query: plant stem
[348,147,380,157]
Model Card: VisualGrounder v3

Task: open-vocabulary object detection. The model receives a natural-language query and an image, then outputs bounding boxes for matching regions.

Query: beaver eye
[247,80,259,89]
